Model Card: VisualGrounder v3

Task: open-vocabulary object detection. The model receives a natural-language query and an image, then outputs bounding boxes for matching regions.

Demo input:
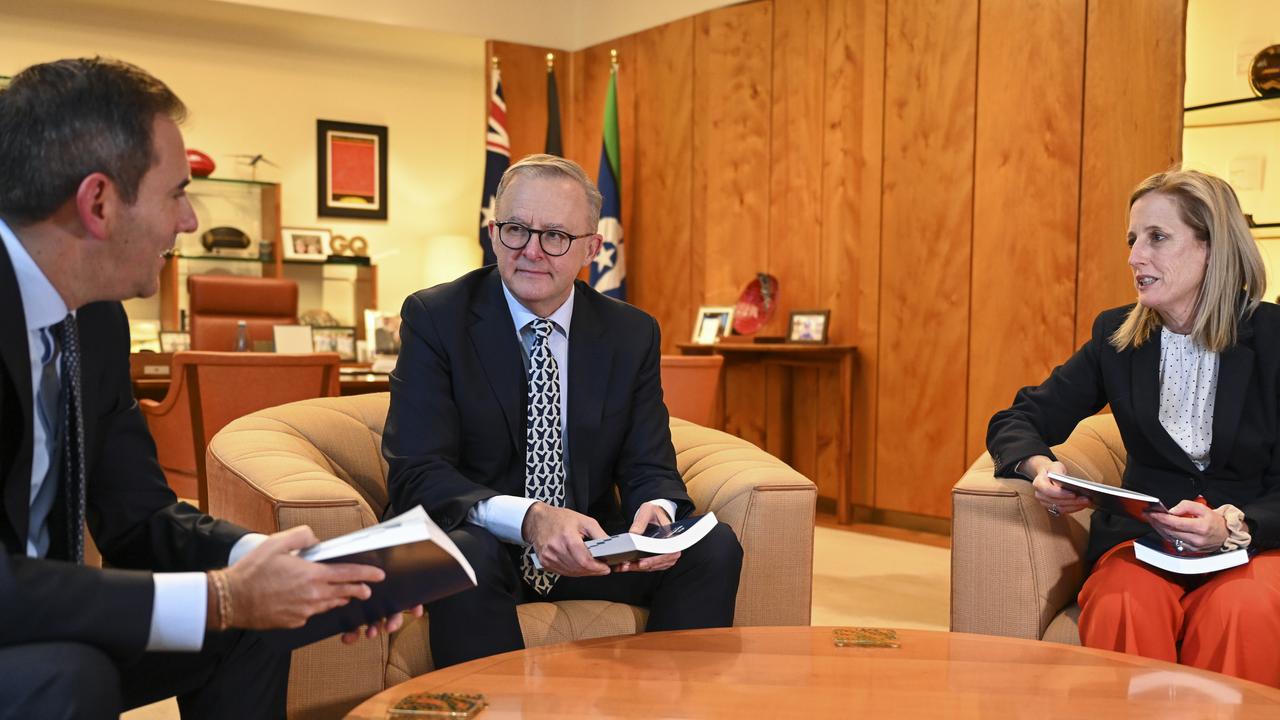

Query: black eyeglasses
[493,221,593,257]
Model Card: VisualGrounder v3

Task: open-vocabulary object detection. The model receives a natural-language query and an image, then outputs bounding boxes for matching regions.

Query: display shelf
[1184,95,1280,128]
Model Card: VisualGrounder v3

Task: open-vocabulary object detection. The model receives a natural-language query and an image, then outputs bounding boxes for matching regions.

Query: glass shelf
[189,175,278,188]
[1184,96,1280,128]
[175,253,266,264]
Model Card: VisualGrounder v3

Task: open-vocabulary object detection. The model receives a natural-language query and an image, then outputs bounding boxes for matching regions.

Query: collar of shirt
[500,280,574,342]
[0,217,69,333]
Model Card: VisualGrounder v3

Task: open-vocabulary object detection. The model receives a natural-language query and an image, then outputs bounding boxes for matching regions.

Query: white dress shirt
[464,282,676,544]
[1158,326,1218,471]
[1,218,264,652]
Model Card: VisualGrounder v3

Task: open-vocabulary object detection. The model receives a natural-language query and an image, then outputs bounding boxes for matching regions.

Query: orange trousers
[1078,542,1280,686]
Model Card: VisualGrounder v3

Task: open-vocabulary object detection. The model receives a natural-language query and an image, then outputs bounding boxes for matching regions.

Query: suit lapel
[1131,329,1202,475]
[567,284,612,512]
[0,240,34,546]
[1209,322,1254,473]
[466,271,525,453]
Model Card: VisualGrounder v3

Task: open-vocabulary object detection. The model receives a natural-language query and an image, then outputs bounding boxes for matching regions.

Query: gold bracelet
[209,569,233,631]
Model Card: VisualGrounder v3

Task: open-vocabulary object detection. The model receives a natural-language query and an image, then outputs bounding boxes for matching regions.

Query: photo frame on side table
[787,310,831,344]
[282,227,331,262]
[313,326,358,361]
[317,119,388,220]
[692,306,735,345]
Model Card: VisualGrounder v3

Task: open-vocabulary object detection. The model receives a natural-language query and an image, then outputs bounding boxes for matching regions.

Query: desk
[679,342,856,523]
[347,627,1280,718]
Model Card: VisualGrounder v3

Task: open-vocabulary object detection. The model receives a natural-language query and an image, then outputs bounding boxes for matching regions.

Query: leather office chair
[659,355,725,427]
[188,275,299,351]
[139,351,341,508]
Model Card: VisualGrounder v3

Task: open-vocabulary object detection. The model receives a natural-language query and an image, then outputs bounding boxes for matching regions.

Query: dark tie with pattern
[56,315,86,565]
[520,318,565,595]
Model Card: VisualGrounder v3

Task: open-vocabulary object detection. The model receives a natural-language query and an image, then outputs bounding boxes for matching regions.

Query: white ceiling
[212,0,739,51]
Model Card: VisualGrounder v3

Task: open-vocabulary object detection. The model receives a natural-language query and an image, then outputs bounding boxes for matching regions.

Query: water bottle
[234,320,250,352]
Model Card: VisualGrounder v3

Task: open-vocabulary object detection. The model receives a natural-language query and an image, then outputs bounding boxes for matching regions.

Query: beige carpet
[125,526,950,718]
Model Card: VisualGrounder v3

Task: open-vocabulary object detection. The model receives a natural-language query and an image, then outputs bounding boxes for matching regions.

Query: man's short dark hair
[0,57,186,224]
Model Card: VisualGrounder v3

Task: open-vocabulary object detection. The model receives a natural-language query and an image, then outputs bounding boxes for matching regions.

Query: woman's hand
[1147,500,1229,553]
[1025,455,1091,516]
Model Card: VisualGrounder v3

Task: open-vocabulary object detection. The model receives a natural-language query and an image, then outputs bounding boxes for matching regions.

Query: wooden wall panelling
[966,0,1085,463]
[632,19,696,351]
[822,0,885,509]
[876,0,978,519]
[1075,0,1185,345]
[486,41,564,165]
[771,0,828,496]
[693,1,773,447]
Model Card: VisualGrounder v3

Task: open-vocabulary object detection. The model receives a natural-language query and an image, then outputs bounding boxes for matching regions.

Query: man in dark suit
[0,58,405,719]
[384,154,743,668]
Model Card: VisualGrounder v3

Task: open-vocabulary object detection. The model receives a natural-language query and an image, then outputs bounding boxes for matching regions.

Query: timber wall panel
[1075,0,1185,345]
[693,2,773,447]
[966,0,1085,462]
[822,0,885,507]
[875,0,978,518]
[632,19,696,350]
[771,0,828,495]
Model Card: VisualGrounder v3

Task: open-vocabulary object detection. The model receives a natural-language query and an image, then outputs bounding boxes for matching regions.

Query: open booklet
[263,505,476,650]
[531,512,719,570]
[1046,471,1169,522]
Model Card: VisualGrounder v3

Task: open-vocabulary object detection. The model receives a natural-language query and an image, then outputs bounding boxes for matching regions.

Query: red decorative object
[186,148,215,177]
[732,273,780,335]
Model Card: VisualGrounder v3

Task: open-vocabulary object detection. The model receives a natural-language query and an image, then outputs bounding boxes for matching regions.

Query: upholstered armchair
[950,413,1126,645]
[188,275,298,351]
[206,392,816,719]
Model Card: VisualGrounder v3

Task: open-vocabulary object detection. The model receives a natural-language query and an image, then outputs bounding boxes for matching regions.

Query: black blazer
[0,240,245,659]
[988,304,1280,566]
[383,267,693,535]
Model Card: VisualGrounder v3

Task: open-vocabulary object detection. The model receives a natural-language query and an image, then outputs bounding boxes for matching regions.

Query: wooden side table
[678,342,857,523]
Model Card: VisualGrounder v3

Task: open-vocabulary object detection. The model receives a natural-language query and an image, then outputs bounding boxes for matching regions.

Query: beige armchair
[950,413,1126,645]
[206,392,816,719]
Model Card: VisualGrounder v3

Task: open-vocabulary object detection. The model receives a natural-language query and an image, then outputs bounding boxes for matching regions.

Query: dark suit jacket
[383,267,693,536]
[988,304,1280,566]
[0,239,246,659]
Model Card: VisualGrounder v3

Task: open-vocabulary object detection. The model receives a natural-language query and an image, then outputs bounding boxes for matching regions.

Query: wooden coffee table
[347,627,1280,718]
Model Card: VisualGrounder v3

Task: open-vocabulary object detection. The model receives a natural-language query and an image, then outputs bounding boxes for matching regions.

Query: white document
[272,324,314,354]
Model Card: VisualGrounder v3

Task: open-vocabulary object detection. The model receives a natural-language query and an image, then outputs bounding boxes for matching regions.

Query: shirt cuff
[229,533,268,565]
[641,499,678,523]
[467,495,537,545]
[146,572,208,652]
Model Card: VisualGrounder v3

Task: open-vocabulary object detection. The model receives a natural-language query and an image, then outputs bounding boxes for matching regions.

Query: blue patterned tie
[56,315,86,565]
[28,326,62,557]
[521,318,565,595]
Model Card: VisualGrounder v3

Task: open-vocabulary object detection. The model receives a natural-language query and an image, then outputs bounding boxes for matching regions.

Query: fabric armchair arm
[670,420,816,627]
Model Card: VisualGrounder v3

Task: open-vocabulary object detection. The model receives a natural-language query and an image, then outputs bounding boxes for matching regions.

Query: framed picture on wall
[282,227,331,262]
[691,306,735,345]
[317,119,388,220]
[787,309,831,344]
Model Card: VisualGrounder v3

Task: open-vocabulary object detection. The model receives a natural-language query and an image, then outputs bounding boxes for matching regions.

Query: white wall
[1184,0,1280,298]
[0,0,486,320]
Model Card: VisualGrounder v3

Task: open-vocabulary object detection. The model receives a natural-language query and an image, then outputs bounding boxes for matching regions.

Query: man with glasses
[383,154,743,667]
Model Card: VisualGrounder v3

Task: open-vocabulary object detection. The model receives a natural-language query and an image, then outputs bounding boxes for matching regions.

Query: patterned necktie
[520,318,565,595]
[56,315,86,565]
[28,326,63,557]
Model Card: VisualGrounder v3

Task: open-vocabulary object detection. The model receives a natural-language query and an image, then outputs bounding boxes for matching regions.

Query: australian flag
[590,67,625,300]
[479,62,510,267]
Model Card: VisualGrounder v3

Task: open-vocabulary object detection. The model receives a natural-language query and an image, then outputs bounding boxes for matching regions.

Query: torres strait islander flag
[590,67,625,300]
[479,63,510,267]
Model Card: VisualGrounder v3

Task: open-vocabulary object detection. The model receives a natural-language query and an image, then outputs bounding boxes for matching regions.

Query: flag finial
[610,48,618,69]
[546,52,555,71]
[491,55,500,69]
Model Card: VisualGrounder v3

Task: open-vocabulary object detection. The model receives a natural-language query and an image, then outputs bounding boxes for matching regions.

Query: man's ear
[581,233,604,268]
[74,172,116,241]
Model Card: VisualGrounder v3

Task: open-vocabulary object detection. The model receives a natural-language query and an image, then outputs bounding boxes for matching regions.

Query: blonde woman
[988,169,1280,685]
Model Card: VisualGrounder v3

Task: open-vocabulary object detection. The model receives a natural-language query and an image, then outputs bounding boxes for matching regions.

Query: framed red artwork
[317,119,388,220]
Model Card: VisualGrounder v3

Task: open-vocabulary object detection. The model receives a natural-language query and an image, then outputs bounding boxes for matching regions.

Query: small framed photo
[788,309,831,344]
[158,331,190,353]
[312,326,358,361]
[692,306,735,345]
[364,309,402,356]
[282,227,331,262]
[317,119,388,220]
